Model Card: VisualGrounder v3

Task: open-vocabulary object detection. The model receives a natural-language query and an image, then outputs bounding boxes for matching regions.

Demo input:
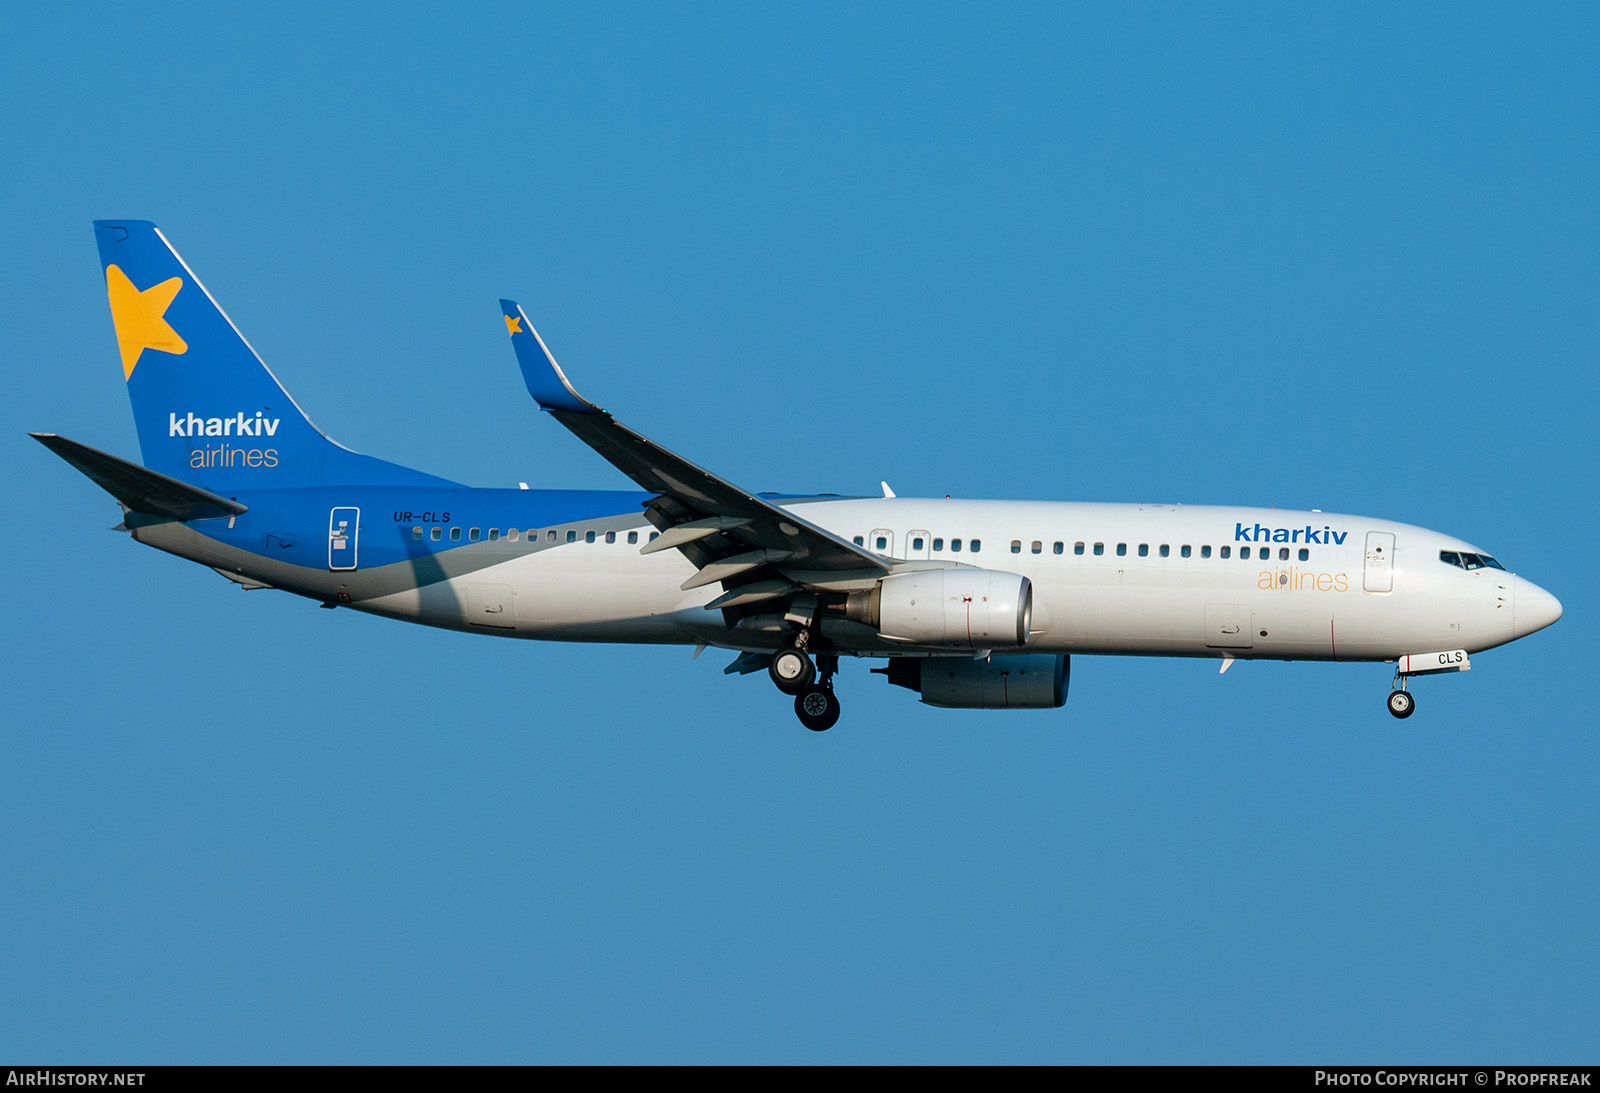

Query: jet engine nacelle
[848,569,1032,648]
[876,654,1070,709]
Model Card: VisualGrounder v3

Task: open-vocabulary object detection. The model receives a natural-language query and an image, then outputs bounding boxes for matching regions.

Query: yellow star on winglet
[504,314,523,337]
[105,264,187,379]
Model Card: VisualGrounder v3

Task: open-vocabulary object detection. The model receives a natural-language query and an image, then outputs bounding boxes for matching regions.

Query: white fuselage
[329,498,1532,662]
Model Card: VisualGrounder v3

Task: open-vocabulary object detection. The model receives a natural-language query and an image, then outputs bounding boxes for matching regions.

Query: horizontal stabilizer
[32,433,247,520]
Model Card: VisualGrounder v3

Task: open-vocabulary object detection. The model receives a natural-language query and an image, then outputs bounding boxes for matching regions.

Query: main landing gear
[769,647,815,694]
[770,643,841,731]
[795,684,841,732]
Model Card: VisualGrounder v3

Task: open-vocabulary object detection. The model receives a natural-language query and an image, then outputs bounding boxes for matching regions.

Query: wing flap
[639,515,753,555]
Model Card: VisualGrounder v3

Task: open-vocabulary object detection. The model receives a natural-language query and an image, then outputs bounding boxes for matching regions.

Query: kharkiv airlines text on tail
[35,221,1563,730]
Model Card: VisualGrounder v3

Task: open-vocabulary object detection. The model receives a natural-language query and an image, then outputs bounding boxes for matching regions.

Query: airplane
[34,220,1563,731]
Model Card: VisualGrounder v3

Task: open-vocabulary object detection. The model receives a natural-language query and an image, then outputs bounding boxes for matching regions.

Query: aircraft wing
[499,301,889,608]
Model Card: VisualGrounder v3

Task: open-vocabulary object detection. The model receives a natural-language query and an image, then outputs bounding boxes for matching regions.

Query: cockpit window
[1441,550,1507,571]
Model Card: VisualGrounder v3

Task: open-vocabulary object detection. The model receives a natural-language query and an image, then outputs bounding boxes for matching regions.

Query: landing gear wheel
[769,647,815,695]
[1387,689,1416,719]
[795,686,841,732]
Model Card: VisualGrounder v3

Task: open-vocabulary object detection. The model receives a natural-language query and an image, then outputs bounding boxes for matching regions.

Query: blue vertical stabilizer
[93,220,458,492]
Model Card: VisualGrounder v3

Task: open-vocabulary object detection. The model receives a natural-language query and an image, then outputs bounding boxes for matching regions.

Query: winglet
[499,300,598,414]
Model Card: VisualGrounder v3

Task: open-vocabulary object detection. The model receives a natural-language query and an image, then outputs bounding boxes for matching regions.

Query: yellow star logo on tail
[105,264,187,379]
[504,314,523,336]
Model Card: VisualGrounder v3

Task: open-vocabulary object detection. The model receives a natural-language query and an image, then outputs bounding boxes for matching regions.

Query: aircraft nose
[1513,577,1563,639]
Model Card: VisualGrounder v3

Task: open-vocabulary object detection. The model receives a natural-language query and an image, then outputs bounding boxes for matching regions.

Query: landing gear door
[1363,531,1395,593]
[329,507,359,571]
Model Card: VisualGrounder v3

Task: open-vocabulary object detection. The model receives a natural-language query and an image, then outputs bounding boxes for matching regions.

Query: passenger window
[489,528,499,541]
[566,530,576,543]
[649,532,659,542]
[469,528,481,542]
[952,539,963,552]
[1138,544,1149,557]
[1181,545,1191,558]
[1279,547,1290,561]
[1032,541,1042,554]
[449,527,462,541]
[1160,545,1170,558]
[628,531,638,544]
[1220,545,1230,559]
[912,537,925,551]
[1093,542,1104,556]
[1053,542,1064,555]
[853,536,864,546]
[1240,546,1251,559]
[606,531,616,544]
[875,536,888,550]
[508,528,520,543]
[1298,548,1309,561]
[1200,545,1210,559]
[932,538,944,551]
[1074,542,1085,555]
[1011,540,1022,554]
[412,526,423,541]
[1116,543,1127,556]
[431,527,442,541]
[970,539,981,552]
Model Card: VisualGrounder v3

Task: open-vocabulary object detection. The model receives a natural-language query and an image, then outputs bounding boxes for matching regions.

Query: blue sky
[3,3,1595,1063]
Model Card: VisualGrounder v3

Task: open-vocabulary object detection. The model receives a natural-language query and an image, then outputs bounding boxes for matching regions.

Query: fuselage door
[868,528,895,559]
[906,530,932,559]
[1363,531,1395,593]
[329,507,359,571]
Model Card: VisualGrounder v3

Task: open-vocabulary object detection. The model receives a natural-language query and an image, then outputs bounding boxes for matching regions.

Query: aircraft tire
[1387,690,1416,719]
[795,686,840,732]
[770,647,815,695]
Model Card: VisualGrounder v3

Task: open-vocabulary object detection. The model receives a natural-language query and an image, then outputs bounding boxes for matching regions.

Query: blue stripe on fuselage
[176,486,862,580]
[195,485,659,573]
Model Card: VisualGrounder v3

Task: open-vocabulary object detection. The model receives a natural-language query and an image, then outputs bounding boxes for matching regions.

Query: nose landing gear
[1385,649,1471,719]
[1386,686,1416,719]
